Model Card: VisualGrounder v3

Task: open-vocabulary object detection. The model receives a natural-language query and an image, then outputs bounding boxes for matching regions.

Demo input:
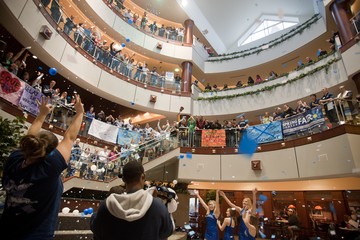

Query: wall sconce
[192,149,196,153]
[39,25,53,40]
[234,148,238,153]
[156,42,163,50]
[307,137,312,142]
[257,146,262,151]
[212,149,216,153]
[144,84,147,88]
[127,78,130,82]
[251,160,261,170]
[149,95,157,103]
[161,87,164,93]
[281,142,286,147]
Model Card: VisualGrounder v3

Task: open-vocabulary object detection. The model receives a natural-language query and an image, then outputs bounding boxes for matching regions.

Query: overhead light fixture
[32,55,37,59]
[181,0,188,7]
[174,68,180,72]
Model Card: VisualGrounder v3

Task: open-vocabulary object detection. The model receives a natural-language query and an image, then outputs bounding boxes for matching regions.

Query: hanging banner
[282,106,325,136]
[18,84,43,116]
[0,66,26,105]
[201,129,226,147]
[117,128,141,146]
[88,119,119,143]
[247,121,283,144]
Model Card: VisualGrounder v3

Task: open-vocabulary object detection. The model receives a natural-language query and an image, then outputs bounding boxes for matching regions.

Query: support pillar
[184,19,194,45]
[352,71,360,93]
[330,0,354,44]
[181,61,193,93]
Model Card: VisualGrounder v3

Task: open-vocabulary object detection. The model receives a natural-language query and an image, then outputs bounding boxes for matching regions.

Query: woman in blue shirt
[0,95,84,239]
[220,188,257,240]
[195,189,220,240]
[217,190,236,240]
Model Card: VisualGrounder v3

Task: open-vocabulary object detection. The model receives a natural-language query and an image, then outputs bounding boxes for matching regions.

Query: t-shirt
[0,149,67,239]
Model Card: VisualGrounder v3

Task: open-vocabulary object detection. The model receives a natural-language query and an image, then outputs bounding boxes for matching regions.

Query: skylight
[238,16,299,46]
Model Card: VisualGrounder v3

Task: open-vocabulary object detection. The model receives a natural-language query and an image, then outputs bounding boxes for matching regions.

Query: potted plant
[0,116,27,177]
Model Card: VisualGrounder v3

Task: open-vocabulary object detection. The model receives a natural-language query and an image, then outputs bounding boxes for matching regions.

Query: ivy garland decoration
[207,14,321,62]
[197,57,340,101]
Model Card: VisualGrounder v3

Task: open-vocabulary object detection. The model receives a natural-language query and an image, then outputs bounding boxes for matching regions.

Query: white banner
[88,119,119,143]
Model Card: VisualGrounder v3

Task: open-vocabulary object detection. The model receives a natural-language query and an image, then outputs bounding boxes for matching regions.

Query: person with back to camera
[90,160,174,240]
[216,190,236,239]
[194,189,220,240]
[220,188,257,240]
[0,94,84,239]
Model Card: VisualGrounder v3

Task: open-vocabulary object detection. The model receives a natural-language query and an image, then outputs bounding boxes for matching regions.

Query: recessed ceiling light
[32,55,37,59]
[174,68,180,72]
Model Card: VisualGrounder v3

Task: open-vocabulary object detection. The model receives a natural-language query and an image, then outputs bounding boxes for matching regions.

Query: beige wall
[178,133,360,182]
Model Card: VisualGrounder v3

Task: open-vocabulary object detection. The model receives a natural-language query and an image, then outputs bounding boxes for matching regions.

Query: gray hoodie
[90,189,174,240]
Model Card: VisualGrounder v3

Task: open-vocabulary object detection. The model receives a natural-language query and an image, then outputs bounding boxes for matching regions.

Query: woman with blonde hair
[220,188,257,240]
[195,189,220,240]
[217,190,236,239]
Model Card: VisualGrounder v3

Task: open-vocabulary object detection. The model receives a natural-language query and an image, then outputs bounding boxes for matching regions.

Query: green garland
[208,14,321,62]
[197,57,340,101]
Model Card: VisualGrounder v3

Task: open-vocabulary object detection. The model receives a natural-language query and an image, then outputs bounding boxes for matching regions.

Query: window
[238,16,299,46]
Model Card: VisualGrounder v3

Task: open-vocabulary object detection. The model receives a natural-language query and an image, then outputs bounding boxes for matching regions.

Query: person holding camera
[90,161,174,240]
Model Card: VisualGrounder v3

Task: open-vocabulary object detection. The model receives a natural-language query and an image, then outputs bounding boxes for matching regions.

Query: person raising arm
[195,189,220,240]
[216,189,236,240]
[0,95,84,239]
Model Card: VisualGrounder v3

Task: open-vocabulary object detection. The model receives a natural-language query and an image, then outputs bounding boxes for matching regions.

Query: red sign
[201,129,226,147]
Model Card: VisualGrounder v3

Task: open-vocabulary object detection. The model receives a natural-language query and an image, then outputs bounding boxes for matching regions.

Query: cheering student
[194,189,220,240]
[217,190,236,240]
[220,188,257,240]
[0,95,84,239]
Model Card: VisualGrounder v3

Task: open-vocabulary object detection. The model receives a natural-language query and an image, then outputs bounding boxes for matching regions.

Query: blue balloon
[130,101,135,106]
[83,208,89,215]
[126,38,130,42]
[38,66,43,71]
[87,207,94,214]
[121,43,126,48]
[186,152,192,159]
[179,154,184,159]
[259,194,268,202]
[49,67,57,76]
[128,19,133,24]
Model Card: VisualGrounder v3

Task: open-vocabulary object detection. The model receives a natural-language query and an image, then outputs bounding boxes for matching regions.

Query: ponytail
[20,135,46,164]
[20,131,58,166]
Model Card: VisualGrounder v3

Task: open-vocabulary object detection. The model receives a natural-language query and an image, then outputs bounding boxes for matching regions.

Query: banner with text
[201,129,226,147]
[0,66,26,105]
[247,121,283,144]
[18,84,43,115]
[88,119,119,143]
[117,128,141,146]
[282,106,325,136]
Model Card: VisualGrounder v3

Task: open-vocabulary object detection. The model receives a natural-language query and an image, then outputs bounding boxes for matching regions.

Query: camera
[155,186,176,201]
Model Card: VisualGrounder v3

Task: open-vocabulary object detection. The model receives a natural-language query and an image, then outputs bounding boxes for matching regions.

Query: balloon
[128,19,133,24]
[130,101,135,106]
[186,152,192,159]
[259,194,268,202]
[126,38,130,42]
[62,207,70,214]
[83,208,89,215]
[49,67,57,76]
[87,207,94,214]
[73,209,79,214]
[90,165,97,171]
[179,155,184,159]
[121,43,126,48]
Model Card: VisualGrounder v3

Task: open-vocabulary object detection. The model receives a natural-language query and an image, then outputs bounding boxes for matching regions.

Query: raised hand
[36,96,53,116]
[74,94,84,115]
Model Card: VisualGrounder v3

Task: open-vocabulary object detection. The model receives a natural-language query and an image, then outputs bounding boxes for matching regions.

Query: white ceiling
[133,0,317,54]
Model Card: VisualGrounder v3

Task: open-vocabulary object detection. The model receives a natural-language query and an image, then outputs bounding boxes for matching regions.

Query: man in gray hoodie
[90,161,174,240]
